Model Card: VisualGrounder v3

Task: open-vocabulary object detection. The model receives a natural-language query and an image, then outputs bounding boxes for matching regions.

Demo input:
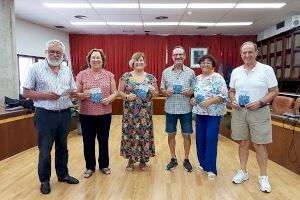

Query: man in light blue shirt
[22,39,79,194]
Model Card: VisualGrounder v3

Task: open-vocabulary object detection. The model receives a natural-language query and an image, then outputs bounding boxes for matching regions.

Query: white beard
[47,56,63,67]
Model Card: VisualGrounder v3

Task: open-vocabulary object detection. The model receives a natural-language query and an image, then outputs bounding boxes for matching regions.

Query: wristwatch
[259,100,267,108]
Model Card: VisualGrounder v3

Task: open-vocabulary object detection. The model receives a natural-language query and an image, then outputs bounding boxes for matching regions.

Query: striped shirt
[22,60,76,110]
[161,65,195,114]
[76,68,115,116]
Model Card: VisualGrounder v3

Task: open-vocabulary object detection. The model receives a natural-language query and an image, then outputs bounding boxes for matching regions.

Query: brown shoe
[139,162,148,170]
[126,160,134,171]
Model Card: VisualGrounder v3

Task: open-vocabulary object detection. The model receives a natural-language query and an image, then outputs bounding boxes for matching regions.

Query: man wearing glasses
[22,40,79,194]
[161,46,195,172]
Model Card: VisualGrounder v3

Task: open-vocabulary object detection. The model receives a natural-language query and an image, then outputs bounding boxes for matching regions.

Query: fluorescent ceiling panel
[215,22,253,26]
[107,22,142,26]
[235,3,286,9]
[144,22,179,26]
[91,3,138,8]
[42,3,91,8]
[188,3,236,8]
[180,22,215,26]
[140,4,187,9]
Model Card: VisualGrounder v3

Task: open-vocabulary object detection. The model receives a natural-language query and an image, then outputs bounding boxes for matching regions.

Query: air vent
[292,15,300,27]
[123,30,134,33]
[197,26,207,29]
[54,26,65,29]
[276,21,285,30]
[155,16,168,20]
[74,15,87,19]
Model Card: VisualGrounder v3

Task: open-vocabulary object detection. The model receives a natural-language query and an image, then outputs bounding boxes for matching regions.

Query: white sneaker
[198,165,204,171]
[232,169,249,184]
[258,176,271,193]
[207,171,216,179]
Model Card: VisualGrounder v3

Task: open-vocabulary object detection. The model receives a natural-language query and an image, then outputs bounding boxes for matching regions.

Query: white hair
[46,39,65,53]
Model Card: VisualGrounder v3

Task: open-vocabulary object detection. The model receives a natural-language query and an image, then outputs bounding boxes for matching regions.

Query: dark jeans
[79,114,112,170]
[34,107,71,182]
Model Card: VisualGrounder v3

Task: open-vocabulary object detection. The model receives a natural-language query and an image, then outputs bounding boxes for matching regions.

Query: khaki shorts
[231,106,272,144]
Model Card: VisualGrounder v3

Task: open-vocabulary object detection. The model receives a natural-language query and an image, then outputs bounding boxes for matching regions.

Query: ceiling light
[140,4,187,9]
[107,22,142,26]
[188,3,236,8]
[215,22,253,26]
[180,22,215,26]
[91,3,138,9]
[235,3,286,9]
[71,22,106,25]
[43,3,91,8]
[144,22,179,26]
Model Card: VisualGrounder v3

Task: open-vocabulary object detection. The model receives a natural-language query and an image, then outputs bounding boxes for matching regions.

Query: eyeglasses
[200,62,213,65]
[172,53,184,57]
[47,50,63,56]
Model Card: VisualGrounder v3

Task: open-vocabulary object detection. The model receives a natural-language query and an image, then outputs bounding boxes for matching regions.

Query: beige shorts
[231,106,272,144]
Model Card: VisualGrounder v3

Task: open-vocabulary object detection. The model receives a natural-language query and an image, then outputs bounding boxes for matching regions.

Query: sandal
[84,169,94,178]
[139,162,147,171]
[100,168,112,175]
[126,160,134,171]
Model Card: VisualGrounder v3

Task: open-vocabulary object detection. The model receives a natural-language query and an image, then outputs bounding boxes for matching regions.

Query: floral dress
[120,72,156,163]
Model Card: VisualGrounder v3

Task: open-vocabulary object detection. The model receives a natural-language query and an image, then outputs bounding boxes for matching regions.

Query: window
[18,55,44,93]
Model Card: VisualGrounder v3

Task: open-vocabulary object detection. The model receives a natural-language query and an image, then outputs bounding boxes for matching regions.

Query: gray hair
[240,41,258,52]
[46,39,65,53]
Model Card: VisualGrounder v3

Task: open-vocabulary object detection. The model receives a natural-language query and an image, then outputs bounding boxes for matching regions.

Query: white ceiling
[14,0,300,35]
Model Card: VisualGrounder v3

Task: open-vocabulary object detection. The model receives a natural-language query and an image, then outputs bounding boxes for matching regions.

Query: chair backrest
[294,97,300,115]
[271,96,295,115]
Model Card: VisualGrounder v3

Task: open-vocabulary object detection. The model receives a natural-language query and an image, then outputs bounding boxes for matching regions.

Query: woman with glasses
[118,52,159,171]
[76,48,118,178]
[190,54,228,179]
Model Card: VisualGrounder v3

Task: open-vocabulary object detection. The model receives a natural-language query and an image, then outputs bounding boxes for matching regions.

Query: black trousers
[79,114,112,170]
[34,107,71,183]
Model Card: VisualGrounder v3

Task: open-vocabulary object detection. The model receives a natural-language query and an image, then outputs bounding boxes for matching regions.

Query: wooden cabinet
[257,27,300,93]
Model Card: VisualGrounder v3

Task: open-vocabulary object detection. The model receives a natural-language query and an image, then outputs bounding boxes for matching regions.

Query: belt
[37,107,70,113]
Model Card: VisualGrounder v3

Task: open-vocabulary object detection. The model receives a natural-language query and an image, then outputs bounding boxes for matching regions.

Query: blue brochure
[90,88,102,103]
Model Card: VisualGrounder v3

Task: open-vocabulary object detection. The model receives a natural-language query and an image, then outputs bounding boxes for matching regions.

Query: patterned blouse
[192,73,228,116]
[76,68,115,116]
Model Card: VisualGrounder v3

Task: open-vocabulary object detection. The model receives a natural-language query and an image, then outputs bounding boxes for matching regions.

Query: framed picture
[190,47,208,68]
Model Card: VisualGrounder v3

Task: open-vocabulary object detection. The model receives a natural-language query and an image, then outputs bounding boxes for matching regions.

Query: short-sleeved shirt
[229,62,278,103]
[22,60,76,110]
[76,68,115,116]
[192,73,228,116]
[161,65,195,114]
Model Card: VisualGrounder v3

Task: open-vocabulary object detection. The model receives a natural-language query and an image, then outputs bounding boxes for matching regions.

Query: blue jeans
[195,114,221,175]
[165,112,193,134]
[34,107,71,182]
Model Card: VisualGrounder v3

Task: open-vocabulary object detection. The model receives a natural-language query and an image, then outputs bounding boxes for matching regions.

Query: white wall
[15,19,71,61]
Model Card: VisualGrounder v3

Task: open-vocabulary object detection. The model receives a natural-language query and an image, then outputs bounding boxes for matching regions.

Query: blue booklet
[90,88,102,103]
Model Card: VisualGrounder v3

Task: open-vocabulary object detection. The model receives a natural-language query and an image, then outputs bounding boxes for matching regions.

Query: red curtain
[70,34,166,85]
[70,34,256,85]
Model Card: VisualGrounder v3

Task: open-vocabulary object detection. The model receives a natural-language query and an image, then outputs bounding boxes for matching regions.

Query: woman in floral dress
[119,52,159,170]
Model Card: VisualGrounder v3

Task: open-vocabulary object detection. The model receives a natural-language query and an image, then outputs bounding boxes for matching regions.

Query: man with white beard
[22,39,79,194]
